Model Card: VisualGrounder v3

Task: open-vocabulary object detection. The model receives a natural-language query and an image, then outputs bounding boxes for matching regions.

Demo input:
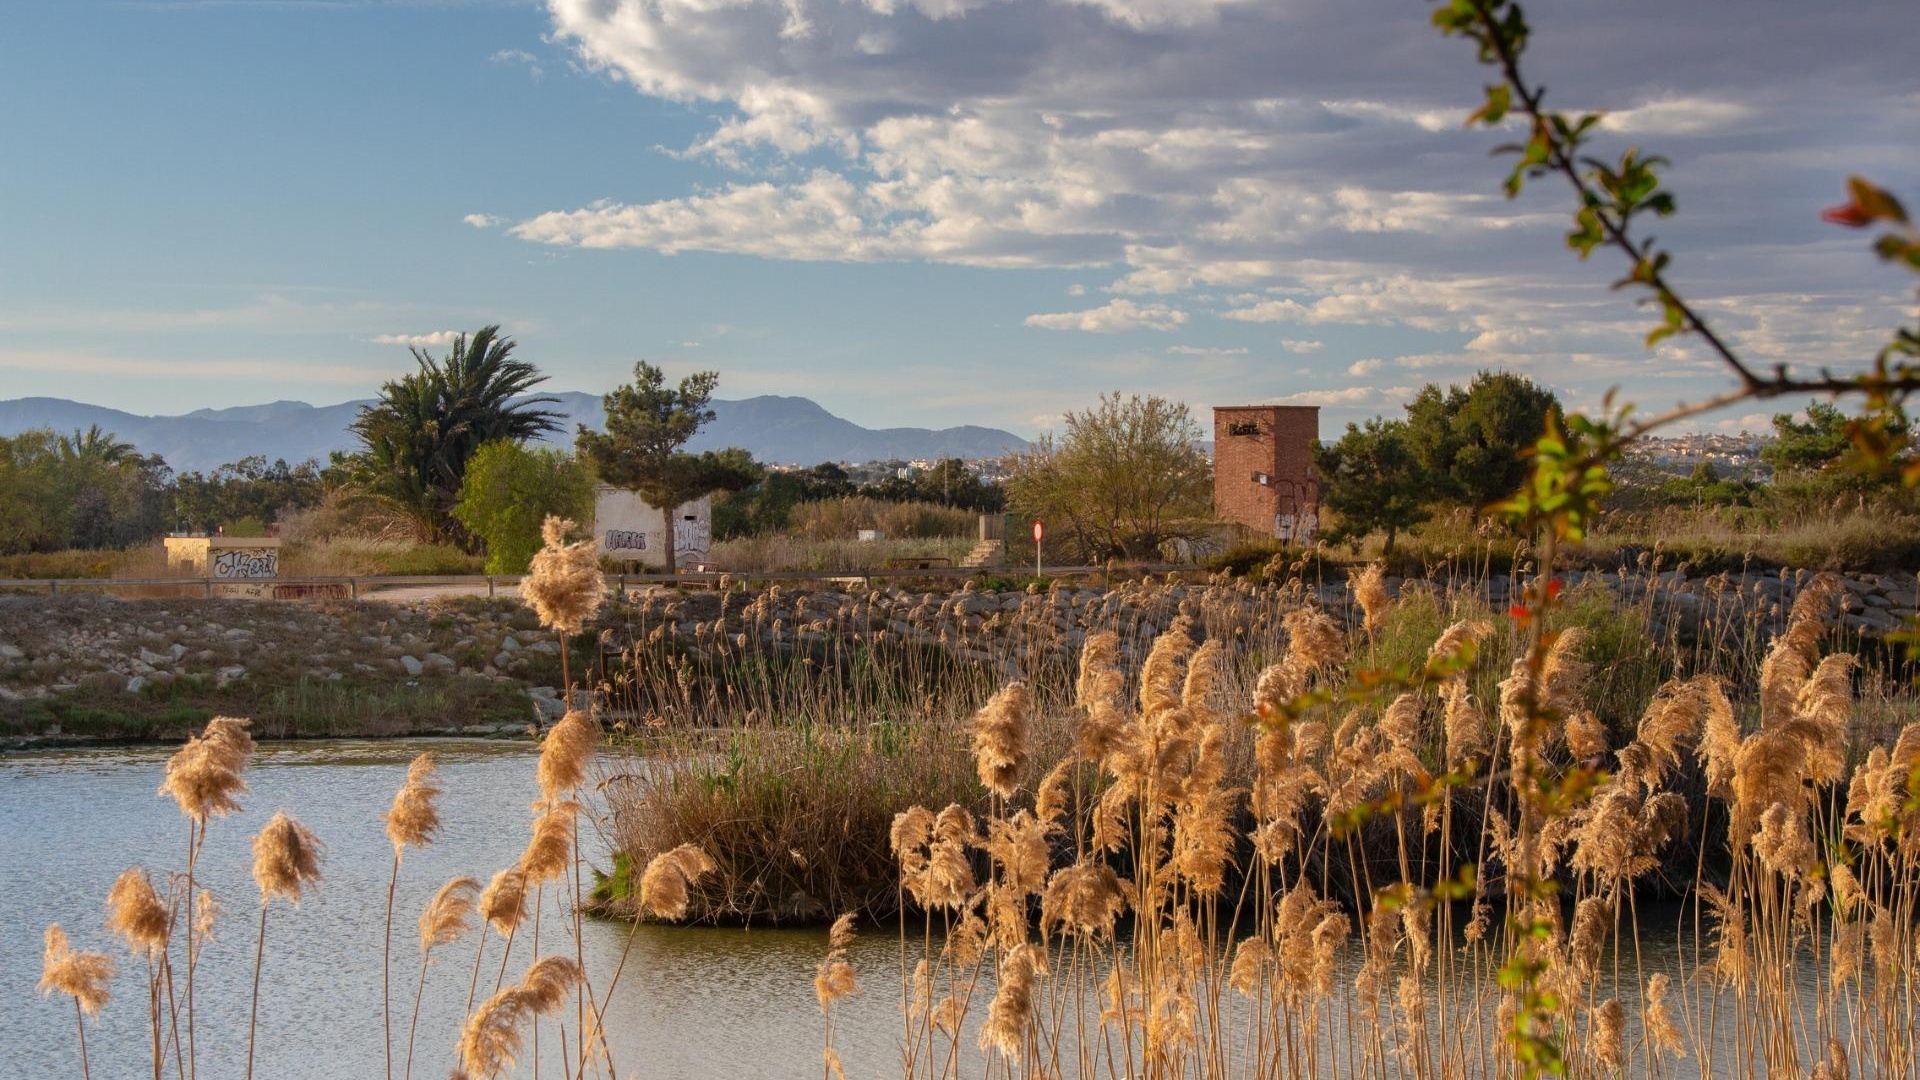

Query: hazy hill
[0,393,1027,472]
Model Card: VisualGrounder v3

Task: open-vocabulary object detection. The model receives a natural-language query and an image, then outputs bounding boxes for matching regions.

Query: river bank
[5,563,1911,744]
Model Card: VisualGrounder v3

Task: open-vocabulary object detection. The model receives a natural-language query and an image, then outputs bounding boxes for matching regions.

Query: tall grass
[839,568,1920,1079]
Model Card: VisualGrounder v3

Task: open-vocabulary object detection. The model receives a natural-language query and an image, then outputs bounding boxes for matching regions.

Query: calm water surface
[2,741,1857,1079]
[3,740,907,1080]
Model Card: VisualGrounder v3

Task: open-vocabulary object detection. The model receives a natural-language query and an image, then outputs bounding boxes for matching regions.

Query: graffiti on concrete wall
[605,530,648,552]
[674,518,712,566]
[211,549,278,579]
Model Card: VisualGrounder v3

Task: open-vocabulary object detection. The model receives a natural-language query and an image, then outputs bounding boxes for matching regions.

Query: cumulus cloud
[373,330,462,347]
[1167,345,1249,357]
[1273,385,1416,407]
[463,213,506,228]
[1282,339,1324,354]
[516,0,1916,423]
[1025,299,1188,333]
[1347,358,1383,376]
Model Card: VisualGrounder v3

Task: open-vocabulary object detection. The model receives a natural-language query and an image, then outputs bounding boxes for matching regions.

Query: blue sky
[2,0,1914,439]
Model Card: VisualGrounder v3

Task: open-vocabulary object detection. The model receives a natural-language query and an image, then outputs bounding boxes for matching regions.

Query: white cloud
[1347,357,1383,376]
[373,330,461,347]
[1066,284,1086,297]
[1599,96,1754,135]
[463,213,506,228]
[1272,385,1416,407]
[489,48,545,81]
[1220,298,1312,324]
[1166,345,1248,357]
[1024,299,1188,333]
[1282,339,1324,354]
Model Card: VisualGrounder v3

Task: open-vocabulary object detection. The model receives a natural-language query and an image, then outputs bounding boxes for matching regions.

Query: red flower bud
[1821,202,1873,228]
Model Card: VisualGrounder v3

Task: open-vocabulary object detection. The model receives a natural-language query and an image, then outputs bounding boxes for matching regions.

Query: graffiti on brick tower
[1277,508,1318,545]
[212,549,278,579]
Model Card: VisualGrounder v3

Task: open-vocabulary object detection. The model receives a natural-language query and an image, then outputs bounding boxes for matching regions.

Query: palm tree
[347,327,562,544]
[58,425,137,466]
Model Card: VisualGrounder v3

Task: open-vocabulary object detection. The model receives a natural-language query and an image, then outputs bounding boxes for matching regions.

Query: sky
[1,0,1914,439]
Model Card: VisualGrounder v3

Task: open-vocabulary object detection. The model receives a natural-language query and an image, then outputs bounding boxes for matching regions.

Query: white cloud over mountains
[514,0,1915,417]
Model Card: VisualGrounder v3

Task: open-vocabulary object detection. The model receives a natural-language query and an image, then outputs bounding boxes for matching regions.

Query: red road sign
[1032,520,1044,543]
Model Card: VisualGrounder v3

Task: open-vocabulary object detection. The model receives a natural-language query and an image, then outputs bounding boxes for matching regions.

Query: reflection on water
[2,741,904,1080]
[0,742,1856,1079]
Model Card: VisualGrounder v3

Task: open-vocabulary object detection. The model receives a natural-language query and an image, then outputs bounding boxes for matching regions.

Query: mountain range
[0,394,1028,473]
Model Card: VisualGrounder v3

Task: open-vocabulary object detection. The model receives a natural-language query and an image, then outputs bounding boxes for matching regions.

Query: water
[0,741,1874,1079]
[2,740,906,1080]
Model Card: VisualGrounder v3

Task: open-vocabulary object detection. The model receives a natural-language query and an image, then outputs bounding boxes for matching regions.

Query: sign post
[1032,519,1044,579]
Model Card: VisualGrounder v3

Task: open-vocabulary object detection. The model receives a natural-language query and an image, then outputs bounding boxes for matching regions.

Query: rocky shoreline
[3,565,1910,744]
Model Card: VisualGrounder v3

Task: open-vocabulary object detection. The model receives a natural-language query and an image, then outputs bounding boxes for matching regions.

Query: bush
[790,497,976,541]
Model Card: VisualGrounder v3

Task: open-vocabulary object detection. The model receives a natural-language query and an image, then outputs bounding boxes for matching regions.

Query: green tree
[1002,393,1211,562]
[1314,417,1432,556]
[577,362,757,571]
[345,326,562,544]
[451,441,596,574]
[1403,371,1562,508]
[1763,400,1908,475]
[58,425,137,466]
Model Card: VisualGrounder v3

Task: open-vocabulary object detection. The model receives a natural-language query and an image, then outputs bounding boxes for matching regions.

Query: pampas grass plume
[40,924,113,1015]
[536,710,599,800]
[638,843,716,920]
[105,867,170,956]
[160,717,253,822]
[479,867,529,936]
[519,516,606,635]
[419,876,480,953]
[252,811,324,906]
[386,752,442,856]
[970,682,1031,799]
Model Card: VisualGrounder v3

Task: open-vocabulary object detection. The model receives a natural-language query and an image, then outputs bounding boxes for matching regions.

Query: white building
[592,485,713,571]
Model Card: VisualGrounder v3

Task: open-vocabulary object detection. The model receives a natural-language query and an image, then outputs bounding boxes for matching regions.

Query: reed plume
[638,843,716,920]
[521,799,578,885]
[520,516,607,636]
[41,924,114,1014]
[247,811,322,1080]
[979,943,1043,1059]
[419,877,480,952]
[382,752,439,1080]
[385,752,443,855]
[480,867,530,936]
[1759,574,1837,727]
[457,957,582,1079]
[42,924,113,1080]
[814,912,860,1011]
[251,812,323,905]
[159,717,253,822]
[970,682,1032,799]
[105,867,170,956]
[536,710,599,800]
[1352,562,1390,635]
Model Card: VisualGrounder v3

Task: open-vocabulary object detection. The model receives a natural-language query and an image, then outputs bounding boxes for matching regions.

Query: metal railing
[0,563,1190,598]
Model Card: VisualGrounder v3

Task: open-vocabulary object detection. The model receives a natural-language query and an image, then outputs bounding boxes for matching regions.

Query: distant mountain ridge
[0,393,1027,472]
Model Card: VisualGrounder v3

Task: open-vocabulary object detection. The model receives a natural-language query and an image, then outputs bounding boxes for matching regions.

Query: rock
[215,665,248,687]
[493,651,515,669]
[126,676,148,694]
[499,635,522,652]
[0,643,23,660]
[170,643,188,661]
[422,652,456,673]
[529,694,567,722]
[399,655,425,676]
[138,647,170,666]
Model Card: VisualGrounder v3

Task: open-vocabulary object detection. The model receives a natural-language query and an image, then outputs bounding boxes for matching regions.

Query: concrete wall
[1212,405,1320,543]
[592,486,713,571]
[163,536,281,579]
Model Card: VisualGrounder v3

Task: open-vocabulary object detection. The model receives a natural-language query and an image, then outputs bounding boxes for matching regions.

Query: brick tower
[1212,405,1320,543]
